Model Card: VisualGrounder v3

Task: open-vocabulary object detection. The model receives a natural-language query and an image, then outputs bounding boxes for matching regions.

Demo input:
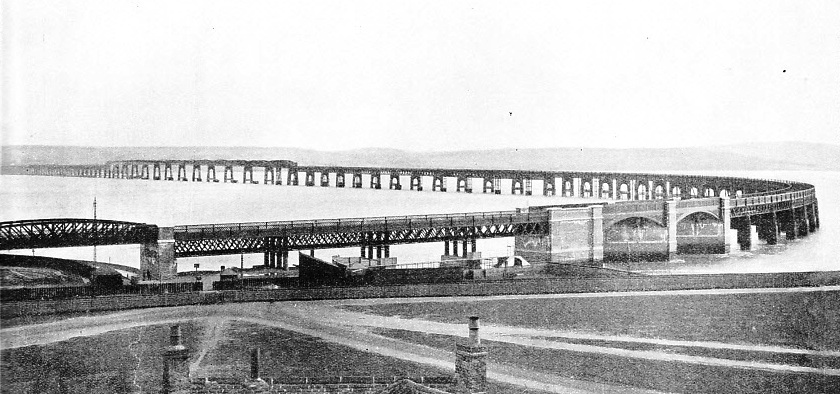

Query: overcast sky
[2,0,839,151]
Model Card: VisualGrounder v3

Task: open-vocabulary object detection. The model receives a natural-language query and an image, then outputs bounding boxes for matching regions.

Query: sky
[2,0,839,151]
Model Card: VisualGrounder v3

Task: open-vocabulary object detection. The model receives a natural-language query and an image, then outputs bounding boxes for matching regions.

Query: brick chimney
[162,325,190,394]
[455,316,487,394]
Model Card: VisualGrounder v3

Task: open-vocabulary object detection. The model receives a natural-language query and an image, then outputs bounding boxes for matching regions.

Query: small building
[219,266,238,281]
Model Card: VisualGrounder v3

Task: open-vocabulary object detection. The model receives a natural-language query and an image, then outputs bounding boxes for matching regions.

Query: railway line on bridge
[0,160,820,281]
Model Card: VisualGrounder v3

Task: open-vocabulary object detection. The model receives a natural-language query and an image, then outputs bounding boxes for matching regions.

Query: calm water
[1,170,837,274]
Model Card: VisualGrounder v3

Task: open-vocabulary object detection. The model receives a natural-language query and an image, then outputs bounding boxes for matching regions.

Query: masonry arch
[676,211,723,236]
[605,217,667,243]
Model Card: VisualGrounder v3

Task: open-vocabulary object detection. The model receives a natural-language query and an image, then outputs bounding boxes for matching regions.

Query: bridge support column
[783,208,798,240]
[140,227,176,281]
[224,166,236,183]
[389,174,401,190]
[665,200,678,258]
[280,250,289,270]
[515,205,604,265]
[444,240,450,256]
[798,205,810,236]
[207,166,218,182]
[264,167,274,185]
[814,201,820,229]
[371,173,381,189]
[192,165,202,182]
[808,203,818,231]
[757,211,779,245]
[153,164,161,180]
[452,240,460,257]
[433,176,446,192]
[721,198,733,252]
[288,170,299,186]
[543,178,555,196]
[457,177,472,193]
[243,166,256,184]
[336,173,346,188]
[177,163,188,181]
[320,173,330,187]
[264,237,278,268]
[732,216,758,251]
[482,179,495,194]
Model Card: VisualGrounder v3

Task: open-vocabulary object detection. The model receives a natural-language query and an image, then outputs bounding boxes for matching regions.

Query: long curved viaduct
[1,160,820,280]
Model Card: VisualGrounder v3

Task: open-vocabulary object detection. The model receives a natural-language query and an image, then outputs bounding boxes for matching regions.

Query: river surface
[1,170,837,274]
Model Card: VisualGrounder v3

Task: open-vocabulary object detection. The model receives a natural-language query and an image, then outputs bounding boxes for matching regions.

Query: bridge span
[1,160,820,281]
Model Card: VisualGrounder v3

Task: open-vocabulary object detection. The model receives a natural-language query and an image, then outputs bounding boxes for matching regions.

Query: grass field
[197,320,551,394]
[341,290,840,350]
[371,327,840,394]
[1,318,550,394]
[1,322,204,394]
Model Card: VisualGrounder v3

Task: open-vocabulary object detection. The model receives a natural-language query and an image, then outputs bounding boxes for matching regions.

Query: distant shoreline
[3,143,839,171]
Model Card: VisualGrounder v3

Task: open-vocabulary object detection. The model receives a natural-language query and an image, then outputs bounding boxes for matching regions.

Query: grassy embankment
[342,290,840,393]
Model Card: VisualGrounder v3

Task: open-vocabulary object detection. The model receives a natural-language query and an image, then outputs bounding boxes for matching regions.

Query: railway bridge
[1,160,820,280]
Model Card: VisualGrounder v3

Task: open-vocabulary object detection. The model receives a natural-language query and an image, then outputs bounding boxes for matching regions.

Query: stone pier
[140,227,176,281]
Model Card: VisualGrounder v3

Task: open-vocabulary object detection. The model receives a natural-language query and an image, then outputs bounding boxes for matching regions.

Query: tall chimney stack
[162,324,190,394]
[455,316,487,394]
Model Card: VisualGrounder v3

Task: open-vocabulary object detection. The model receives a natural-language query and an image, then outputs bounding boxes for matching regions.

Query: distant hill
[2,142,839,172]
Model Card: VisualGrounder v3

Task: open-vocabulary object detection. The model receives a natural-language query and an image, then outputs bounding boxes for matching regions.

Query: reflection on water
[1,170,837,274]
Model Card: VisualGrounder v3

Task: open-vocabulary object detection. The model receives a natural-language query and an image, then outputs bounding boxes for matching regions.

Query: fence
[0,281,203,302]
[4,271,840,319]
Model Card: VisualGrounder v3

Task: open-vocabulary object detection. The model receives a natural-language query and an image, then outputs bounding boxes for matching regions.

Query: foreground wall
[4,271,840,320]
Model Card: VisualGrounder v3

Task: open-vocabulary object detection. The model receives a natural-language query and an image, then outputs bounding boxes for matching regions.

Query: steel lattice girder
[730,200,796,218]
[0,219,158,250]
[174,221,547,257]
